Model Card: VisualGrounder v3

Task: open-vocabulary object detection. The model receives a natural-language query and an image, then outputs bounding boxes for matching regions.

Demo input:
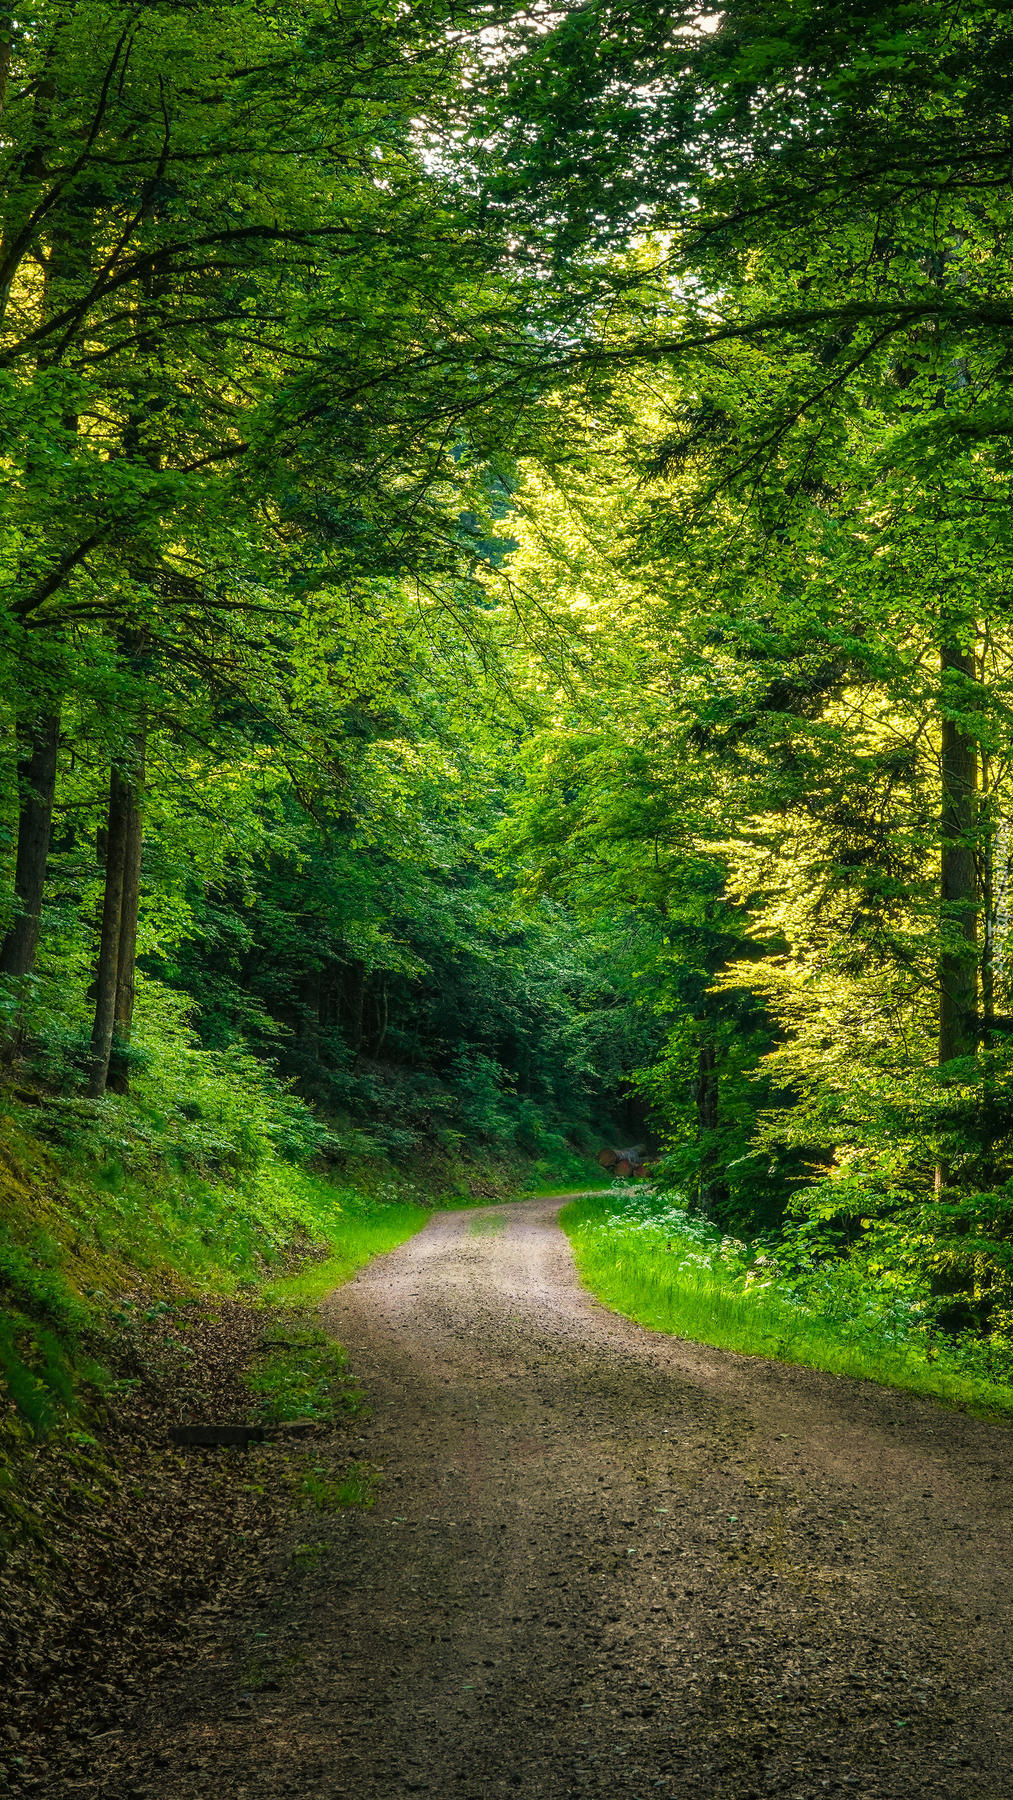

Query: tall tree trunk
[346,962,366,1055]
[938,640,978,1065]
[992,807,1012,1009]
[694,1034,728,1216]
[0,9,14,120]
[87,764,132,1098]
[106,738,145,1096]
[0,710,60,984]
[933,639,979,1315]
[980,751,996,1048]
[0,128,93,1003]
[371,980,389,1058]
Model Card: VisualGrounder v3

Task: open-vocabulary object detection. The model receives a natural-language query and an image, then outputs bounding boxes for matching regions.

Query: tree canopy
[6,0,1013,1354]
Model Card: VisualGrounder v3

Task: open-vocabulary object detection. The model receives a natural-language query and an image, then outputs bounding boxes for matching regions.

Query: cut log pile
[596,1146,649,1179]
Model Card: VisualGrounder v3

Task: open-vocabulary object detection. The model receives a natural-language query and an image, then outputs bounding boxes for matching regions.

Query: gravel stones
[30,1200,1013,1799]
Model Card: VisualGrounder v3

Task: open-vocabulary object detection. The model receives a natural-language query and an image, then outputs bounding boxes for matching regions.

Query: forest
[5,0,1013,1403]
[3,3,1013,1790]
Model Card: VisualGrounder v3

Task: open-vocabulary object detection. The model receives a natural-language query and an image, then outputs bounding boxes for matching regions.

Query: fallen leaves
[0,1292,359,1797]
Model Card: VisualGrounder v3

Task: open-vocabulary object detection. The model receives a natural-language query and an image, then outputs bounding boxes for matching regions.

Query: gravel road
[107,1197,1013,1800]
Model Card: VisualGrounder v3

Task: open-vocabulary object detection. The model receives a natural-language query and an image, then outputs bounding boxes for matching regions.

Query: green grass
[244,1325,362,1423]
[262,1195,426,1305]
[0,1098,429,1437]
[561,1190,1013,1420]
[524,1180,614,1198]
[300,1460,380,1511]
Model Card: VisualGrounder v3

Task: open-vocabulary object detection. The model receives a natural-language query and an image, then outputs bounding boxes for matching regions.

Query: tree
[481,0,1013,1057]
[472,0,1013,1312]
[0,0,564,1092]
[0,0,529,942]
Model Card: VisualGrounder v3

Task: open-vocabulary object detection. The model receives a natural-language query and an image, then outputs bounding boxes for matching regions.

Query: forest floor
[51,1199,1013,1799]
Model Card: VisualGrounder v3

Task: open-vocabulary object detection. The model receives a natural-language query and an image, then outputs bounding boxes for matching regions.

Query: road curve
[113,1198,1013,1799]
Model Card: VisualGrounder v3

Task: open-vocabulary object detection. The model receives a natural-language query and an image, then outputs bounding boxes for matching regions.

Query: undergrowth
[0,1091,427,1440]
[0,1004,603,1445]
[301,1460,380,1511]
[562,1188,1013,1419]
[246,1326,362,1422]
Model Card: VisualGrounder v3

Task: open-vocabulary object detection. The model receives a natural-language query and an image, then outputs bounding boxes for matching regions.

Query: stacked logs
[597,1145,649,1179]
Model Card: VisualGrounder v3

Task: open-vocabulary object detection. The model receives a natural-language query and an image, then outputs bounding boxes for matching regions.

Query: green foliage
[469,1,1013,1357]
[245,1328,360,1425]
[0,1317,67,1438]
[0,1217,102,1435]
[0,1224,88,1339]
[11,0,1013,1413]
[0,0,626,1229]
[0,1064,431,1431]
[563,1189,1013,1418]
[300,1461,380,1512]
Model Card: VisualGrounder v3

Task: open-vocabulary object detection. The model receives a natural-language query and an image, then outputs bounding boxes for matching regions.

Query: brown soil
[80,1200,1013,1797]
[1,1300,309,1797]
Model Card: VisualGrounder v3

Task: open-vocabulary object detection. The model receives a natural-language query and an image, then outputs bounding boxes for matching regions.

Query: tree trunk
[0,10,14,120]
[694,1035,728,1216]
[933,638,979,1314]
[980,751,996,1048]
[87,764,132,1098]
[346,962,365,1055]
[0,122,92,1000]
[0,710,60,984]
[106,741,145,1096]
[938,641,978,1065]
[371,980,389,1057]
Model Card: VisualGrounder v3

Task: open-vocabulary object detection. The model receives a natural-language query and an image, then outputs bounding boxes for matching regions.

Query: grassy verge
[260,1199,426,1305]
[0,1063,606,1444]
[0,1105,428,1438]
[561,1189,1013,1420]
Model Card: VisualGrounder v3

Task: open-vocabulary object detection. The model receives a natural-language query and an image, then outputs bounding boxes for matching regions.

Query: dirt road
[106,1198,1013,1799]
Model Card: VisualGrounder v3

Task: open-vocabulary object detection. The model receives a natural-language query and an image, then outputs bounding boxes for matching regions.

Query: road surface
[106,1197,1013,1799]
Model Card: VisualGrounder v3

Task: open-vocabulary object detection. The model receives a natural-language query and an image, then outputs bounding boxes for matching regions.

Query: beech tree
[481,0,1013,1072]
[7,0,1013,1343]
[0,0,544,1089]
